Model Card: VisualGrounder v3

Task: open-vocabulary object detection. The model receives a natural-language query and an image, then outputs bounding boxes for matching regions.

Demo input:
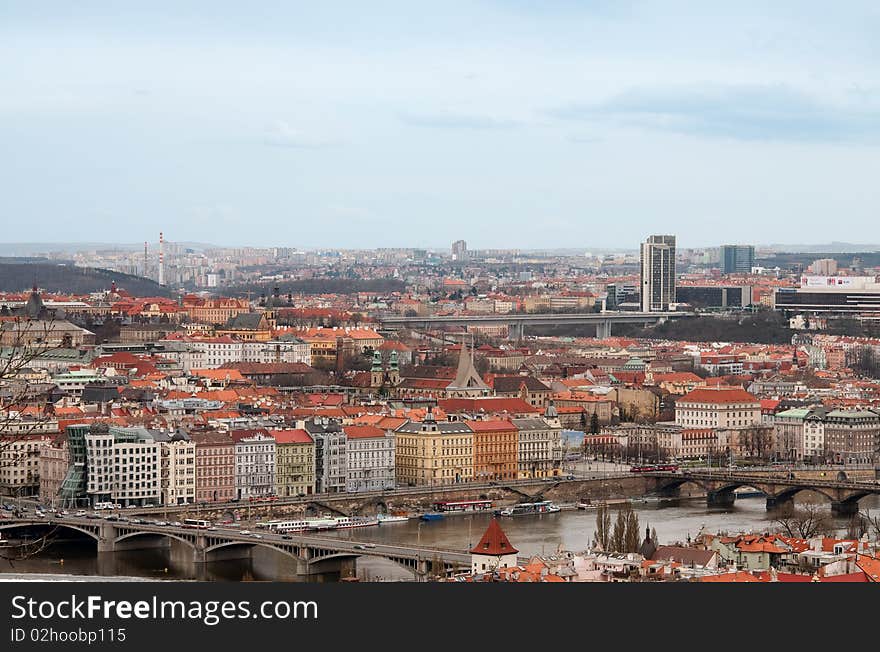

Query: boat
[496,500,561,517]
[576,501,598,510]
[377,514,410,524]
[419,512,445,521]
[259,515,378,533]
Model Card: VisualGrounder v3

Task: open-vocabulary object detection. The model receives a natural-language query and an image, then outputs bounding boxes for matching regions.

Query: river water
[3,495,877,582]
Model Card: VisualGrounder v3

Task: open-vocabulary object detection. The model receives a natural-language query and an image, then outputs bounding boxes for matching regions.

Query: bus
[183,518,211,529]
[431,499,494,513]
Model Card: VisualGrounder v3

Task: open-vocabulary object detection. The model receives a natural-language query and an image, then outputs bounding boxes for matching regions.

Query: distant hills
[0,263,172,297]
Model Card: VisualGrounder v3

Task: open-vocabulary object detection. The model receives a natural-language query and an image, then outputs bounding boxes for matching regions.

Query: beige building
[271,429,315,497]
[675,387,761,429]
[39,436,69,503]
[0,434,52,498]
[394,409,473,487]
[155,430,196,506]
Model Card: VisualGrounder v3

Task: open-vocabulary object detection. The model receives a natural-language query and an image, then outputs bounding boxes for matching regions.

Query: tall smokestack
[158,231,165,286]
[144,241,148,278]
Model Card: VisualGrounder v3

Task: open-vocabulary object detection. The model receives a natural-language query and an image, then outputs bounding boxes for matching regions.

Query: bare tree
[772,502,833,539]
[610,507,627,553]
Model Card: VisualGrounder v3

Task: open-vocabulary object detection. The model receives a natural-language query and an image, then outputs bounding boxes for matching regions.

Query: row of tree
[593,503,655,554]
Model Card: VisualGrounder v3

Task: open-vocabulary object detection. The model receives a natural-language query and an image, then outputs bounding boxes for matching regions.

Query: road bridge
[0,517,478,579]
[376,311,694,339]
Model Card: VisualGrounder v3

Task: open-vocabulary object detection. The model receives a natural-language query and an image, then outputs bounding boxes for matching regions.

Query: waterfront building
[470,519,519,574]
[272,429,316,497]
[394,407,473,486]
[192,431,235,503]
[231,429,276,500]
[153,428,196,506]
[344,425,395,493]
[303,417,347,493]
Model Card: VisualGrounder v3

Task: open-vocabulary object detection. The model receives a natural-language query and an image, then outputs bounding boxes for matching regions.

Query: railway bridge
[646,470,880,515]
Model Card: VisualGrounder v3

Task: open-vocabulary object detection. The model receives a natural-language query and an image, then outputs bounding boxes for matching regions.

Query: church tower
[388,349,400,386]
[371,350,384,388]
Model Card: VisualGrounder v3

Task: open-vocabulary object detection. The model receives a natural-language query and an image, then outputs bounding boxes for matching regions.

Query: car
[251,533,263,539]
[86,512,101,519]
[353,544,366,550]
[153,521,168,526]
[239,530,252,535]
[170,521,182,527]
[364,543,376,548]
[282,535,293,540]
[74,510,87,517]
[208,526,217,531]
[117,516,130,523]
[58,510,69,516]
[34,511,46,518]
[104,514,118,521]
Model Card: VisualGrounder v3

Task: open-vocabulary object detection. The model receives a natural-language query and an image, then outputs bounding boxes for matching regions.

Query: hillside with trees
[0,263,171,297]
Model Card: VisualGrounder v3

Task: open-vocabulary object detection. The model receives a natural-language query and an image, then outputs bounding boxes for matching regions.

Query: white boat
[496,500,561,517]
[576,501,598,510]
[377,514,409,524]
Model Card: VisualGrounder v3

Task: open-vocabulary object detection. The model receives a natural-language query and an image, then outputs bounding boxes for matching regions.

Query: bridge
[376,311,695,339]
[646,470,880,515]
[0,517,477,579]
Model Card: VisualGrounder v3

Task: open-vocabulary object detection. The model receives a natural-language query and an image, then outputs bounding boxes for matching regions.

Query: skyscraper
[451,239,468,261]
[721,245,755,275]
[640,235,676,312]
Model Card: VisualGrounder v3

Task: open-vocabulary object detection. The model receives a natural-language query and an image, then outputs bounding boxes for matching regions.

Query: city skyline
[3,2,880,248]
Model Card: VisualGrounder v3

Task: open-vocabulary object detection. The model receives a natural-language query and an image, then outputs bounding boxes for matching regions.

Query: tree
[623,506,641,553]
[651,527,659,548]
[593,503,611,551]
[772,501,833,538]
[589,412,600,435]
[610,507,627,553]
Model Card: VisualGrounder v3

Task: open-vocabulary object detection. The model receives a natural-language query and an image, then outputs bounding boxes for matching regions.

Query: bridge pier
[706,490,736,508]
[831,501,859,517]
[765,496,794,512]
[595,320,612,339]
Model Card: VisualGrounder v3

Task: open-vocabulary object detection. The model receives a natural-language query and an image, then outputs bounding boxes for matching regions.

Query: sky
[2,1,879,250]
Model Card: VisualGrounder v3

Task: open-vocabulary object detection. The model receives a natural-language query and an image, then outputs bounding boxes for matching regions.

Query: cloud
[263,120,336,148]
[398,111,520,130]
[550,83,880,143]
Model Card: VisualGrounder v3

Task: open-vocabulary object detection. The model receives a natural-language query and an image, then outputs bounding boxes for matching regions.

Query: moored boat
[419,512,444,521]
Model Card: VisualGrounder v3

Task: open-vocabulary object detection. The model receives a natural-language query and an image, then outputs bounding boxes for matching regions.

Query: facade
[466,419,519,483]
[154,429,196,506]
[272,429,315,497]
[303,418,347,494]
[192,431,235,503]
[344,425,396,493]
[640,235,676,312]
[512,411,564,478]
[231,430,277,500]
[0,434,52,498]
[822,410,879,465]
[675,387,761,429]
[721,245,755,275]
[394,409,474,487]
[86,427,162,507]
[492,376,552,408]
[38,436,69,503]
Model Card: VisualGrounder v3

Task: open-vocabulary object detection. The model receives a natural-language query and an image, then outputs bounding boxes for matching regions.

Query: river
[3,495,878,581]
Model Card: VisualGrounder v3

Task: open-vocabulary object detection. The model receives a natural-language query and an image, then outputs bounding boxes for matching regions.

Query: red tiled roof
[268,429,313,444]
[678,387,759,404]
[470,519,518,556]
[343,425,386,439]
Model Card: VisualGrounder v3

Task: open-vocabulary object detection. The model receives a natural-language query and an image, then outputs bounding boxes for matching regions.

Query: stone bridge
[0,518,474,579]
[647,471,880,515]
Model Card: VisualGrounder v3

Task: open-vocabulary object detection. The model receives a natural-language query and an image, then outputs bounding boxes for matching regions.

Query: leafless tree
[772,501,834,539]
[593,502,611,551]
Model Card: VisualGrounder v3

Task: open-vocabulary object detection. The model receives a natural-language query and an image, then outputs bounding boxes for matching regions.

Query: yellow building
[394,409,473,487]
[270,429,315,497]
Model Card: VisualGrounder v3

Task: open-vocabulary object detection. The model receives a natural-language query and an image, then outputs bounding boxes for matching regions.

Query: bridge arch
[114,530,197,551]
[204,540,301,562]
[0,521,99,543]
[768,485,837,505]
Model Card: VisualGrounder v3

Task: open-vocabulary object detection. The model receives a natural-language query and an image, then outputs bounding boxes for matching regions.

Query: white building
[153,429,196,505]
[344,425,395,493]
[231,429,276,500]
[86,427,161,507]
[512,408,564,479]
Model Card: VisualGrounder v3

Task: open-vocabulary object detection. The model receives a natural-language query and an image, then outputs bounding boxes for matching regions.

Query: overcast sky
[2,2,879,250]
